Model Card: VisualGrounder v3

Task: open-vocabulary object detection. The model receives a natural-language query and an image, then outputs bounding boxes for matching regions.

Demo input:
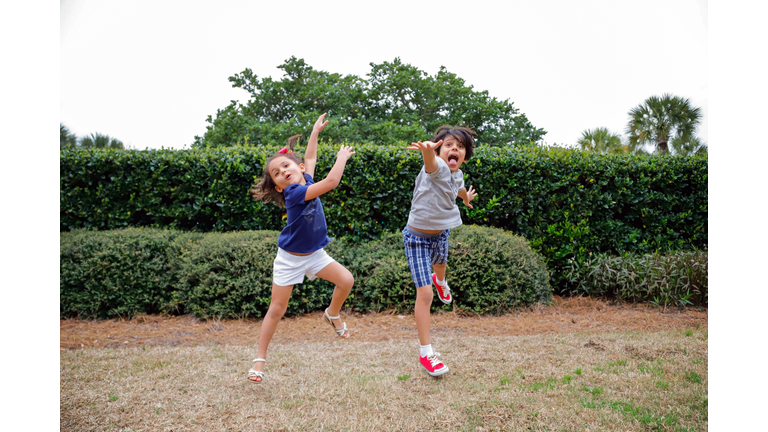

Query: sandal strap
[335,322,348,336]
[324,308,340,320]
[252,358,266,363]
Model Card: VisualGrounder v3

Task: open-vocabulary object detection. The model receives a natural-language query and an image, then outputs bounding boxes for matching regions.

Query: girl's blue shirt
[277,173,331,254]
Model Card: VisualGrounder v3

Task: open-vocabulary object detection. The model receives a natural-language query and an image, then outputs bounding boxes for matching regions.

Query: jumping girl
[247,113,356,383]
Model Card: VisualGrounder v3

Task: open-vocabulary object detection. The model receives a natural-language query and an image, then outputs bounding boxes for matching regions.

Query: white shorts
[272,248,336,287]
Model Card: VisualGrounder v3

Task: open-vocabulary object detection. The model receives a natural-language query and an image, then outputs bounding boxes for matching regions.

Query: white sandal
[247,358,266,383]
[323,308,350,338]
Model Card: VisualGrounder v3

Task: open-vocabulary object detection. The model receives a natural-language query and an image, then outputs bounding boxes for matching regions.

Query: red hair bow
[279,147,293,154]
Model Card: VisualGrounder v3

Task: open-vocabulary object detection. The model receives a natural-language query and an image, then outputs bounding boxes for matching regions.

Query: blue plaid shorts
[402,226,450,288]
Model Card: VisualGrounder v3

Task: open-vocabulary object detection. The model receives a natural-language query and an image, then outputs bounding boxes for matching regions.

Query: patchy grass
[61,330,707,431]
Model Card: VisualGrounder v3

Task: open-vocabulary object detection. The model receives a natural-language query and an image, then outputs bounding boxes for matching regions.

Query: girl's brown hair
[250,134,303,207]
[432,125,476,160]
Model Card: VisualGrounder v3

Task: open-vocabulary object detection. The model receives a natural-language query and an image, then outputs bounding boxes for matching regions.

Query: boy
[404,125,478,376]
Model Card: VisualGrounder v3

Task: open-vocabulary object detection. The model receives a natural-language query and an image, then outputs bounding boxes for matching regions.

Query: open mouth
[285,174,292,180]
[448,154,459,163]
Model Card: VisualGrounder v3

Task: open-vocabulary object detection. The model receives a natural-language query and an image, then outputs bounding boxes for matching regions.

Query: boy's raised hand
[313,113,329,135]
[336,145,356,162]
[407,140,443,152]
[462,185,478,208]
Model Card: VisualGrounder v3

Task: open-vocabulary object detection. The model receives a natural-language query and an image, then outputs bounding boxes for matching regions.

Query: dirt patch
[60,296,707,350]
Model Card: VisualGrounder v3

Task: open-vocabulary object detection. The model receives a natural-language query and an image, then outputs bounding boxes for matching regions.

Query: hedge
[60,144,707,290]
[60,225,551,319]
[563,250,708,306]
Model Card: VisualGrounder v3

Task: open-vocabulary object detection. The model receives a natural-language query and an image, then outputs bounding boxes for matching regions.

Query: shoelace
[436,279,450,294]
[427,353,443,367]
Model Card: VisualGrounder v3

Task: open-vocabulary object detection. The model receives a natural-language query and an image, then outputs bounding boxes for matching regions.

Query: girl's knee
[268,300,289,317]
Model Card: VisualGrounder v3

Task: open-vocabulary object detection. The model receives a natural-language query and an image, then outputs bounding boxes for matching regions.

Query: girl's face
[268,156,306,192]
[437,135,467,172]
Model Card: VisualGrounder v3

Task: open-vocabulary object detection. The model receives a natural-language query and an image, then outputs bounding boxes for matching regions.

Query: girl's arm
[457,185,478,208]
[304,145,356,201]
[303,113,329,178]
[406,140,443,174]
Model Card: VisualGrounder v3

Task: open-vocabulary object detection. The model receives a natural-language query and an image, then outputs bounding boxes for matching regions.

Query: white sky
[61,0,708,150]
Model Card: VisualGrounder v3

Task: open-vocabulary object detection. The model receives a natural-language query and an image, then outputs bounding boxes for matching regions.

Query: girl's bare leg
[249,283,294,381]
[414,284,433,346]
[315,262,354,336]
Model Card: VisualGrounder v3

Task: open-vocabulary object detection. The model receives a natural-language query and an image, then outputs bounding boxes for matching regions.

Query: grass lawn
[61,327,707,431]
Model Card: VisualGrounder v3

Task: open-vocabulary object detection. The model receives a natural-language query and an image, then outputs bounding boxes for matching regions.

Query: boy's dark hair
[432,125,476,160]
[250,134,303,208]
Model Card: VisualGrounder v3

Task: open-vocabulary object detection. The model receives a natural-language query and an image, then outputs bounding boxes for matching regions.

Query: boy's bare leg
[415,284,434,345]
[315,262,354,335]
[432,263,446,281]
[250,283,294,378]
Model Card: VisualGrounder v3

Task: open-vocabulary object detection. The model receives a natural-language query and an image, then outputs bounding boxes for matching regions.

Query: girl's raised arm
[304,113,328,178]
[304,145,355,201]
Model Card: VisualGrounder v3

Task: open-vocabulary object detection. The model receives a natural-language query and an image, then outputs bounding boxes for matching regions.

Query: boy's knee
[416,286,433,302]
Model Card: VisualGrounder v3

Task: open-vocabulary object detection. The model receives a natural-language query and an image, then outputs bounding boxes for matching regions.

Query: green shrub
[60,226,550,319]
[60,228,181,319]
[60,145,707,292]
[563,250,708,306]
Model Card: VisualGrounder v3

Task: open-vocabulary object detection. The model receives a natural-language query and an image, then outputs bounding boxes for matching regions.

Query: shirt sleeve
[428,157,450,179]
[283,183,308,208]
[456,172,465,191]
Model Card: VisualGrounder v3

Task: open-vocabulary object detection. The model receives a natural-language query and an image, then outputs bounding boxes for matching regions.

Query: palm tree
[626,94,702,155]
[577,127,626,154]
[60,124,77,149]
[670,135,707,156]
[79,133,124,150]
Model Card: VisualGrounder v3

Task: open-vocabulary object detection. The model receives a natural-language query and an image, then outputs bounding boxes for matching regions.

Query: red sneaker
[432,273,452,304]
[420,352,449,376]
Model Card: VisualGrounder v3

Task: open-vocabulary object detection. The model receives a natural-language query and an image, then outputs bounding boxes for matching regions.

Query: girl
[403,126,478,376]
[247,113,356,383]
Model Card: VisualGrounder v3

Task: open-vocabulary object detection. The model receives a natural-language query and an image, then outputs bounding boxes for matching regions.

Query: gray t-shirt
[407,156,465,230]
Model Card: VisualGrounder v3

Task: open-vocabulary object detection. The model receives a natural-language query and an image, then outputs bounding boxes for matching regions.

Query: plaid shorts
[402,227,450,288]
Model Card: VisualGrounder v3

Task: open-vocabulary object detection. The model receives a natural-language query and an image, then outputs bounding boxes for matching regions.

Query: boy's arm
[303,113,329,178]
[458,186,478,208]
[304,145,356,201]
[406,140,442,174]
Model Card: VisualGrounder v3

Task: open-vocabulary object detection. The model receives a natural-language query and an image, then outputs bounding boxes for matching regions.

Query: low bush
[60,225,551,319]
[60,228,181,319]
[563,250,708,307]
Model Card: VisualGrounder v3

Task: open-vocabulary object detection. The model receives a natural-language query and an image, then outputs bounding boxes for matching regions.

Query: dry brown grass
[61,298,707,431]
[60,296,707,350]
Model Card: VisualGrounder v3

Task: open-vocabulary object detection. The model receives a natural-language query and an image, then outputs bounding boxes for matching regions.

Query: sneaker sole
[423,365,449,377]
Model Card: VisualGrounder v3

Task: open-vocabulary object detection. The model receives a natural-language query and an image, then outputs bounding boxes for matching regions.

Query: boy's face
[437,135,467,172]
[268,156,306,193]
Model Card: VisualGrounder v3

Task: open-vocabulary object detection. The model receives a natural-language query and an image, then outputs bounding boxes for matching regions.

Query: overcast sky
[61,0,708,150]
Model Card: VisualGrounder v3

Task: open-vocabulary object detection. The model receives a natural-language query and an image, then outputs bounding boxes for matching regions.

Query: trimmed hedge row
[563,250,708,306]
[60,144,707,290]
[60,225,552,319]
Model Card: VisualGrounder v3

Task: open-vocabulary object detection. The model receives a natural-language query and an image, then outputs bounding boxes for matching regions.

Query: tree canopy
[577,127,627,155]
[192,57,546,148]
[626,94,702,155]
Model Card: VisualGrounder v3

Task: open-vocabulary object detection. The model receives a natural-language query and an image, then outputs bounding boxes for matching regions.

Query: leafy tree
[193,57,546,148]
[626,94,702,155]
[60,124,77,149]
[577,127,627,154]
[79,133,124,150]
